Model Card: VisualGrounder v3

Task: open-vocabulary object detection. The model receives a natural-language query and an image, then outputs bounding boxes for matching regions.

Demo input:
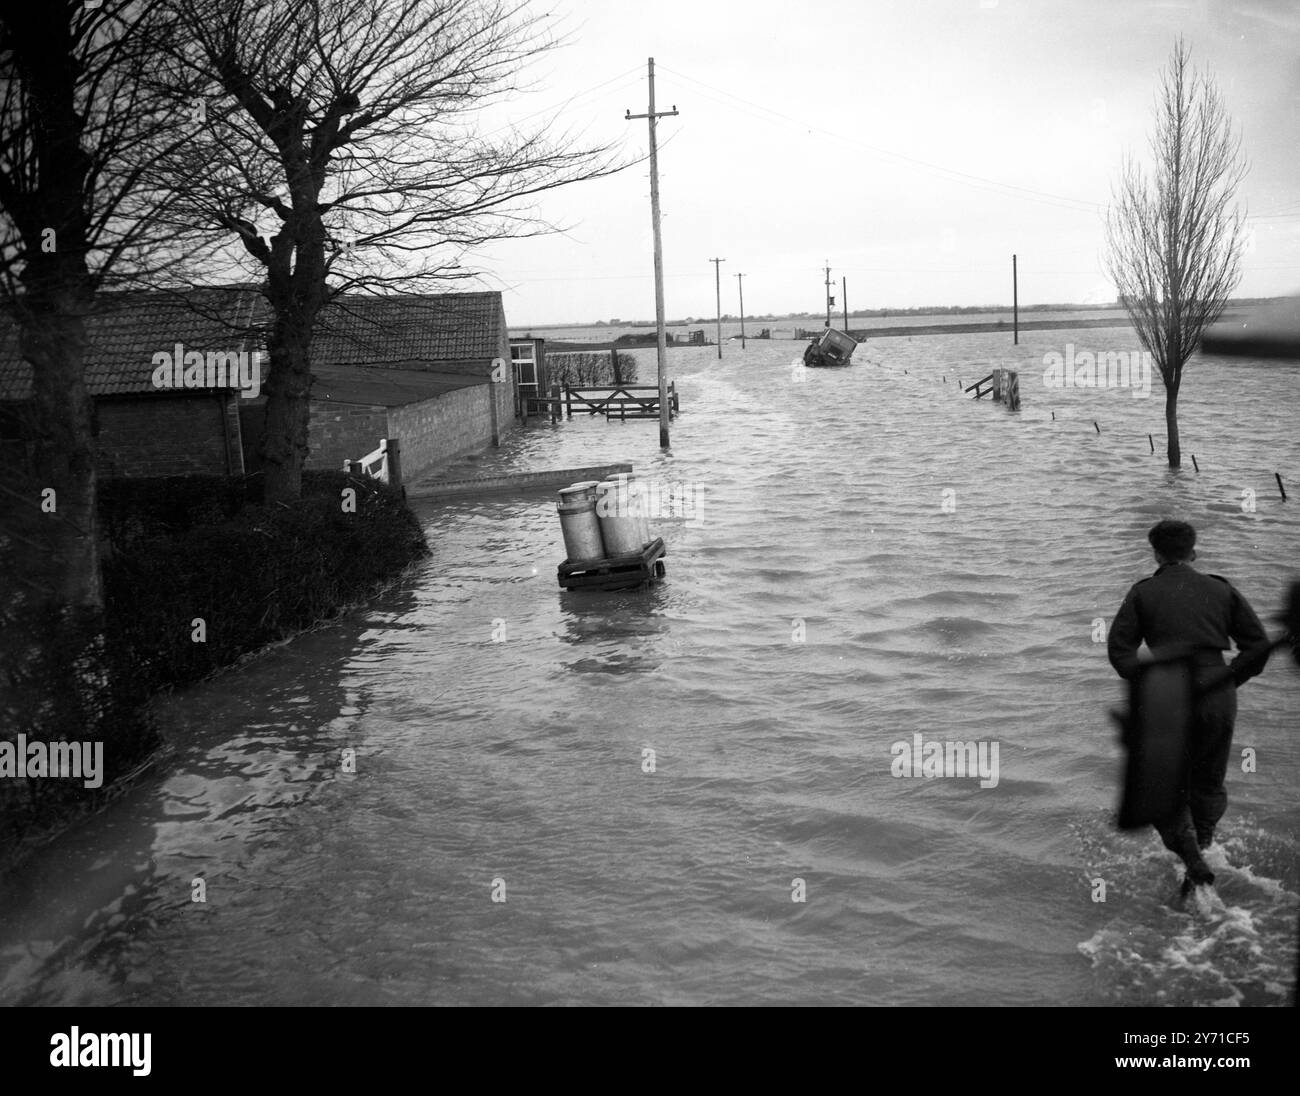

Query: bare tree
[0,2,196,744]
[1105,37,1248,468]
[152,0,624,504]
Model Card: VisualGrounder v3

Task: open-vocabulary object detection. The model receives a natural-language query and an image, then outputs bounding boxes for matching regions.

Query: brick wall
[305,400,389,472]
[437,356,516,443]
[387,384,500,481]
[97,394,234,478]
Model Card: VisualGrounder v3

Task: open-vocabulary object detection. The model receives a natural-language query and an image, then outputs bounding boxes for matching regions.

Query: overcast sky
[467,0,1300,326]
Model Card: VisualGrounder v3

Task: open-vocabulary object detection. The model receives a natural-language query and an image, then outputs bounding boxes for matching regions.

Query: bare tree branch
[143,0,629,503]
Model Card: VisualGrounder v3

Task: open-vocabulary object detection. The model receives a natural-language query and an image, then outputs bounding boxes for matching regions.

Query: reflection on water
[557,587,671,675]
[1,331,1297,1006]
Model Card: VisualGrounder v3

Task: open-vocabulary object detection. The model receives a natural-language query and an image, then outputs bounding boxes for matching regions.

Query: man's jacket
[1108,562,1271,685]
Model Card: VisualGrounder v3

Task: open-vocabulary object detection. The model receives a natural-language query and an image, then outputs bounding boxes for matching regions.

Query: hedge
[545,350,638,388]
[1,469,428,872]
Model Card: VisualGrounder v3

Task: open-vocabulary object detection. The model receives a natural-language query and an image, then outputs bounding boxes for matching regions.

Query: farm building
[0,287,519,485]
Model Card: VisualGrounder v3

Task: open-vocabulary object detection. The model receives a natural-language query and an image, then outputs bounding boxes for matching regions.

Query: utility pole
[1012,253,1019,345]
[710,257,725,359]
[842,276,847,332]
[626,58,678,448]
[735,272,746,348]
[824,261,833,328]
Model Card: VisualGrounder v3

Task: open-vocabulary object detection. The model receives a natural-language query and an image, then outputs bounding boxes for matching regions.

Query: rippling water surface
[2,329,1298,1006]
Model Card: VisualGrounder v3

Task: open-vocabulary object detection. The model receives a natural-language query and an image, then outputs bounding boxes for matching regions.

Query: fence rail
[565,383,678,420]
[343,437,403,486]
[965,369,1020,411]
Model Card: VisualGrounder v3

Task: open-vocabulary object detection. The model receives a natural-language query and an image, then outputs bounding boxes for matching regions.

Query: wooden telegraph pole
[842,276,847,331]
[735,272,746,348]
[824,261,833,328]
[1013,253,1019,345]
[710,257,725,359]
[626,58,678,448]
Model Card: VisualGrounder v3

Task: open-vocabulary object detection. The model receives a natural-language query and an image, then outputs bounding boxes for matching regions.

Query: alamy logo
[1042,343,1152,398]
[50,1028,151,1077]
[151,342,262,398]
[890,733,1000,788]
[596,479,705,527]
[0,735,103,788]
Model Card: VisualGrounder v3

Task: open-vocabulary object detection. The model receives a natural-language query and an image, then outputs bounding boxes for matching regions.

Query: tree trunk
[1165,383,1181,468]
[19,295,100,610]
[256,192,327,505]
[258,320,313,505]
[259,267,324,504]
[12,286,116,750]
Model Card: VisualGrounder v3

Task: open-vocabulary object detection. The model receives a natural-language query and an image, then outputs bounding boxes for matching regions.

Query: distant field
[511,307,1134,345]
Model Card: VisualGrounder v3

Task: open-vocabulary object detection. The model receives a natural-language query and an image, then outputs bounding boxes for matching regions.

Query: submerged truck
[803,328,858,367]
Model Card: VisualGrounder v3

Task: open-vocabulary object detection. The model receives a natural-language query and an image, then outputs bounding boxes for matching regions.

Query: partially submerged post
[1012,253,1019,345]
[736,272,746,348]
[710,257,725,359]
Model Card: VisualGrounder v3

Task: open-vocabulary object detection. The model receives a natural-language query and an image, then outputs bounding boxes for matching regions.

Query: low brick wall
[306,401,389,472]
[409,461,635,499]
[98,394,233,477]
[492,372,516,443]
[389,383,505,482]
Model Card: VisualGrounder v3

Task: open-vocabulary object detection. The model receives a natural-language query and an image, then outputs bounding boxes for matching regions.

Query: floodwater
[2,328,1297,1006]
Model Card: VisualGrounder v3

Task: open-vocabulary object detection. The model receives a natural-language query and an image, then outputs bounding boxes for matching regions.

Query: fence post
[384,438,402,488]
[565,385,572,419]
[550,385,560,424]
[348,460,362,476]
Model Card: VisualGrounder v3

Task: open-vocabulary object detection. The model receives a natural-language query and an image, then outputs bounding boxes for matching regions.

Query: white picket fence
[343,438,390,483]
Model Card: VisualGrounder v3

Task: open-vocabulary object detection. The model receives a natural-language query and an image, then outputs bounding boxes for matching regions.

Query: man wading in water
[1107,520,1272,897]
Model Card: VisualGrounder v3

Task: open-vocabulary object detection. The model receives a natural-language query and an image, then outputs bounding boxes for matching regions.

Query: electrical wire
[655,63,1105,215]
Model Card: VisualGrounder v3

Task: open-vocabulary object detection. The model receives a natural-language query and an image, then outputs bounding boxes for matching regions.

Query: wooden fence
[564,383,679,421]
[965,369,1020,411]
[343,437,402,486]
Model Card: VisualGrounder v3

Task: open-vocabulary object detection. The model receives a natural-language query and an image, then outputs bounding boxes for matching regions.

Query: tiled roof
[313,292,505,367]
[0,287,506,400]
[311,363,486,407]
[0,287,262,400]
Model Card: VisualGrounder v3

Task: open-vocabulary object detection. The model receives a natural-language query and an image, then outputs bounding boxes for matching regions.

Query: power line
[656,63,1104,214]
[478,64,647,140]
